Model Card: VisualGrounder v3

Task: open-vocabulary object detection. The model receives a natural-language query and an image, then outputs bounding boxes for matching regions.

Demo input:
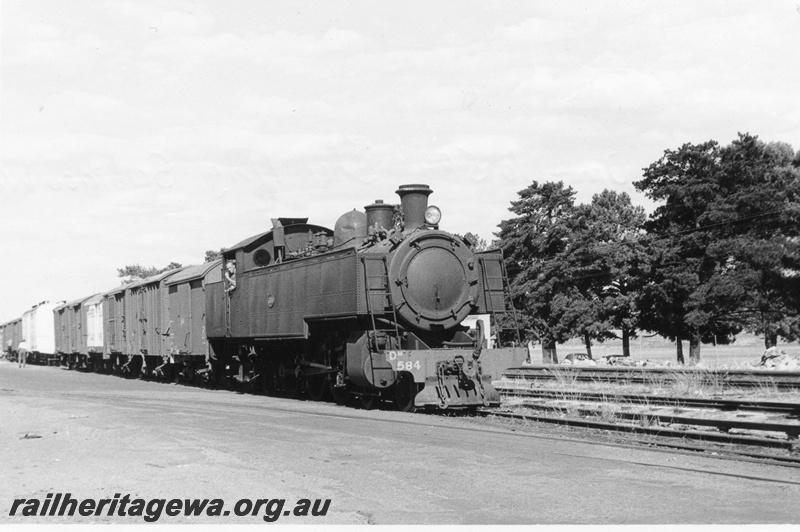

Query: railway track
[497,387,800,415]
[503,365,800,391]
[479,382,800,463]
[477,404,800,467]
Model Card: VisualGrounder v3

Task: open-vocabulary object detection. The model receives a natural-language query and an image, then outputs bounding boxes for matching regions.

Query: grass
[494,361,800,442]
[495,364,800,403]
[551,366,579,388]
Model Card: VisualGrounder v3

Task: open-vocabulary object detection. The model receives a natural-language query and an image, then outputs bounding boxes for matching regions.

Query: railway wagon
[104,285,127,363]
[53,302,68,361]
[162,259,222,380]
[82,292,106,370]
[116,268,187,376]
[55,295,92,368]
[0,321,7,356]
[204,183,528,411]
[22,301,59,365]
[7,318,22,358]
[0,320,17,358]
[56,293,108,370]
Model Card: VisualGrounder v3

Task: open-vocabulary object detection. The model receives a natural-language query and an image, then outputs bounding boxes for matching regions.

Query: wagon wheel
[393,372,417,413]
[329,375,350,406]
[280,372,302,399]
[179,361,194,385]
[304,374,330,402]
[259,361,278,396]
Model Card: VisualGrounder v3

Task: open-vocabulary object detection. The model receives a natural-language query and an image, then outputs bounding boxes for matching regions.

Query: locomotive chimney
[395,184,432,231]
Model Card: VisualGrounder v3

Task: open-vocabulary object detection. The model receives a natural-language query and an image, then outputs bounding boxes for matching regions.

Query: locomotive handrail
[500,257,522,345]
[382,255,401,346]
[478,256,500,339]
[360,256,379,387]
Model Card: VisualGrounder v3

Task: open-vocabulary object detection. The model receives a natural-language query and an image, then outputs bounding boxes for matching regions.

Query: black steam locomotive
[205,184,527,411]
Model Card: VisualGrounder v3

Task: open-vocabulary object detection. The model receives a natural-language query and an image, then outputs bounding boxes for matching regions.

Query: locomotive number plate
[384,350,424,379]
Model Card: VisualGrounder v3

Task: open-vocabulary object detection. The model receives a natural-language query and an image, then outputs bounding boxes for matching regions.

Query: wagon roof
[164,260,222,286]
[126,267,187,289]
[64,294,94,309]
[106,285,128,296]
[82,292,106,306]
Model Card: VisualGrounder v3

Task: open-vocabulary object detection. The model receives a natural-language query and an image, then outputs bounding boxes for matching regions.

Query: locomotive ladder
[360,255,401,351]
[478,255,522,345]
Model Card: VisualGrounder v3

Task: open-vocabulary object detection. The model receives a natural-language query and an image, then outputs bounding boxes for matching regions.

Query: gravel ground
[2,362,800,525]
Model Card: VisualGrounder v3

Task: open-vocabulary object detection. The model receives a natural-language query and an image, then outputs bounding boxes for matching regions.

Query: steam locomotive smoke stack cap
[396,184,432,231]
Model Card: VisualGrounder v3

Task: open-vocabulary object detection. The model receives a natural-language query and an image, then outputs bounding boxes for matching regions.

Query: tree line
[495,133,800,364]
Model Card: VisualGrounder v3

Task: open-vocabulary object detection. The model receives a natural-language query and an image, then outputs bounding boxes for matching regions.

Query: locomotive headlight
[424,205,442,226]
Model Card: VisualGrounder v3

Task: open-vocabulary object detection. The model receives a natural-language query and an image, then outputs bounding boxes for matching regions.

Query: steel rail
[626,438,800,467]
[478,408,799,449]
[516,402,800,438]
[503,365,800,390]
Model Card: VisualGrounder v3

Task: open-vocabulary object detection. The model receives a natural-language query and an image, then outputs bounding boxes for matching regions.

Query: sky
[1,0,800,323]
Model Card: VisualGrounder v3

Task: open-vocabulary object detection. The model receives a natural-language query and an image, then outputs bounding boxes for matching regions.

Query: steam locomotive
[1,184,527,411]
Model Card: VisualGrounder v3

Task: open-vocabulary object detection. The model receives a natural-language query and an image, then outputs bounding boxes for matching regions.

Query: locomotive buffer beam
[345,328,528,408]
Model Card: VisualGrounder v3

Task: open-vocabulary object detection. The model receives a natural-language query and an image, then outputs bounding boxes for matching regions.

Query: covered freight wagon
[118,268,186,375]
[22,301,60,365]
[162,260,222,379]
[55,295,92,368]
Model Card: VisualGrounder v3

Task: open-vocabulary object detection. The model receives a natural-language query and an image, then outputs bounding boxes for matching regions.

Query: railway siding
[489,366,800,461]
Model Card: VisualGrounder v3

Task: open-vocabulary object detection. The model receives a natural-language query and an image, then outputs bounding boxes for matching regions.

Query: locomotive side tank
[206,184,526,411]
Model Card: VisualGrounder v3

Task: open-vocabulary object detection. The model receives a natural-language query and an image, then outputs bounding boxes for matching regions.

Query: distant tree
[117,264,160,284]
[117,262,183,284]
[496,181,578,362]
[634,133,800,363]
[205,248,224,262]
[635,139,738,363]
[497,181,651,361]
[565,190,649,357]
[706,136,800,348]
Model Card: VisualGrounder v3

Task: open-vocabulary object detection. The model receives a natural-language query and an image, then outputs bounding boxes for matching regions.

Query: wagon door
[167,284,181,355]
[68,306,79,353]
[189,279,206,355]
